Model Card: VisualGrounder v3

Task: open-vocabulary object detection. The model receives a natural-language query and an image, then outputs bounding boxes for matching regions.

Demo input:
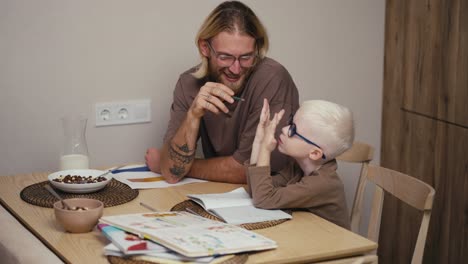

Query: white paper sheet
[111,166,206,189]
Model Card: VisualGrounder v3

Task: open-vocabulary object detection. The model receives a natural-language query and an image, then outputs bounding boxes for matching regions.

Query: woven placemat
[170,200,291,230]
[20,179,139,208]
[107,253,248,264]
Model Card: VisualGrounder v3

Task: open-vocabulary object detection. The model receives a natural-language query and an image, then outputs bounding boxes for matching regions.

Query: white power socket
[95,99,151,127]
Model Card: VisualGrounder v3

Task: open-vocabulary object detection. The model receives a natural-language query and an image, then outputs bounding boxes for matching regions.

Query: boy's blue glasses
[288,115,326,160]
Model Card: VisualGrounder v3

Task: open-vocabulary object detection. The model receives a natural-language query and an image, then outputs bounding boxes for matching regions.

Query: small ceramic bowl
[53,198,104,233]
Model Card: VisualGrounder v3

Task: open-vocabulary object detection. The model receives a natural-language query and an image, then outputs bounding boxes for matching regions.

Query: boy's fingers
[272,110,284,126]
[277,109,285,122]
[268,113,279,130]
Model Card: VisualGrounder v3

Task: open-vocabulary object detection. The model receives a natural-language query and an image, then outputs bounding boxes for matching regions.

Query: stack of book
[99,222,218,263]
[98,211,278,262]
[98,188,293,262]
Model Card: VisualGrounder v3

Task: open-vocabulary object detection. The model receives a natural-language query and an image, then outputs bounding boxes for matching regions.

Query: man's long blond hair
[192,1,269,79]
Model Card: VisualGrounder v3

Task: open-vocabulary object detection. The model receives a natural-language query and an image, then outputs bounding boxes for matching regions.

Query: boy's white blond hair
[299,100,354,160]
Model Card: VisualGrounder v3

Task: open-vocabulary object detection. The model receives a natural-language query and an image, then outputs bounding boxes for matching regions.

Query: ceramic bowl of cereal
[53,198,104,233]
[48,169,112,194]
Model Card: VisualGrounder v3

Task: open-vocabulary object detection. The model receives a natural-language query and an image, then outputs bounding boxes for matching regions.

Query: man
[145,1,299,183]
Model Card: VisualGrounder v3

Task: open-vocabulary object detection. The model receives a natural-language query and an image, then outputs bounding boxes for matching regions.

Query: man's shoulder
[255,57,288,73]
[245,57,296,94]
[178,66,199,81]
[175,66,206,91]
[250,57,293,82]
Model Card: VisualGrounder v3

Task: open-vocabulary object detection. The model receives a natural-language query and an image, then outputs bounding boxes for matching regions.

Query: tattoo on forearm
[168,143,195,178]
[169,165,185,178]
[177,143,191,153]
[169,144,195,164]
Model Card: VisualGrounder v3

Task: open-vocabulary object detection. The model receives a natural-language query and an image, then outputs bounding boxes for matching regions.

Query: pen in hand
[232,96,245,102]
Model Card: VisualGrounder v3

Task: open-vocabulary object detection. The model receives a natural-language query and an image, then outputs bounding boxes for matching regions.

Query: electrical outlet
[95,99,151,127]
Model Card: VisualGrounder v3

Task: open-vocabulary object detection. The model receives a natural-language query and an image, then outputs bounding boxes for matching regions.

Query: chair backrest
[336,141,374,233]
[365,164,435,264]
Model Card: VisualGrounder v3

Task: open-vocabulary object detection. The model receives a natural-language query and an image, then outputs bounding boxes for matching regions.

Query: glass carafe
[60,115,89,170]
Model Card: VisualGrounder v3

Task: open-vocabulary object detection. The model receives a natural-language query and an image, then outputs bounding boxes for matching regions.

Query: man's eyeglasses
[206,41,257,68]
[288,115,326,160]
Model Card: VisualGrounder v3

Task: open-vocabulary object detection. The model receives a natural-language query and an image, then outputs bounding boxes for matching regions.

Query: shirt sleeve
[163,77,193,144]
[247,163,343,210]
[232,64,299,171]
[246,163,291,191]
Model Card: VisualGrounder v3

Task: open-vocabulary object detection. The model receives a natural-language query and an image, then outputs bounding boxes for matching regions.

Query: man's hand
[160,82,238,183]
[145,148,161,173]
[189,82,235,118]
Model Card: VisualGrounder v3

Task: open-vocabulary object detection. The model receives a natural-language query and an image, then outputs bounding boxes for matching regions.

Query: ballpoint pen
[110,165,150,174]
[96,165,126,178]
[232,96,245,102]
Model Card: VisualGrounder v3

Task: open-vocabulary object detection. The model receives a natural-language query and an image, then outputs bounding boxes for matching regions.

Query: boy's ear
[308,148,324,161]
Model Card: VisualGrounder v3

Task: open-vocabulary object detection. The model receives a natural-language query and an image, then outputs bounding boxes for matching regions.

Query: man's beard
[207,63,253,94]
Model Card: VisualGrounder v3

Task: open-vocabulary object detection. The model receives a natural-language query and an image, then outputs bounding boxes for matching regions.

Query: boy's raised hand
[251,98,285,165]
[250,99,270,164]
[261,108,285,153]
[254,99,270,143]
[255,103,285,167]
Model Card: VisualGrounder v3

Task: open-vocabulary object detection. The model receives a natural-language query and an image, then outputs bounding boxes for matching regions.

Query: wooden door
[381,0,468,263]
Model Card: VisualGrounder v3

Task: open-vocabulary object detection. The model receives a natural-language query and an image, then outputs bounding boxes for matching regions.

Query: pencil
[140,202,158,212]
[232,96,245,102]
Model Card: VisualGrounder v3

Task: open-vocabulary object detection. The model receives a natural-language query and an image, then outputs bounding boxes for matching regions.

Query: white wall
[0,0,385,233]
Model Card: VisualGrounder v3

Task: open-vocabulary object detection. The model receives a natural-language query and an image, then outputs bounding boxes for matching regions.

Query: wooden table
[0,172,377,263]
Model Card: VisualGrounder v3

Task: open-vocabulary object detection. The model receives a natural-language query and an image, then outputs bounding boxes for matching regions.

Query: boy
[247,99,354,229]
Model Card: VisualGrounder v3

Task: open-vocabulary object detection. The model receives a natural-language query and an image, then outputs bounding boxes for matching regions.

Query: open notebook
[187,187,292,225]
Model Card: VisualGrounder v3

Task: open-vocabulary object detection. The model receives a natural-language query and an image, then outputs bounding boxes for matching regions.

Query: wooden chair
[363,164,435,263]
[336,141,375,233]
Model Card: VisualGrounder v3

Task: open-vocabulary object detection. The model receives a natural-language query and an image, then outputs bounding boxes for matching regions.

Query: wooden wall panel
[401,0,468,127]
[381,112,467,263]
[381,0,406,171]
[381,0,468,263]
